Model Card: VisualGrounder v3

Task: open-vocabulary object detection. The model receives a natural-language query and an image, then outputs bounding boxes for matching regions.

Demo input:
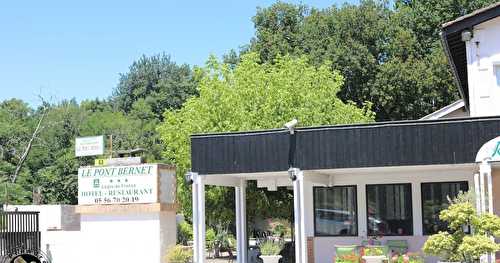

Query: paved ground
[205,252,235,263]
[206,258,234,263]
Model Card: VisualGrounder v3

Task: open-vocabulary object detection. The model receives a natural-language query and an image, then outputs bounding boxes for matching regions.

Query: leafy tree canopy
[113,53,198,120]
[158,52,374,225]
[249,0,498,120]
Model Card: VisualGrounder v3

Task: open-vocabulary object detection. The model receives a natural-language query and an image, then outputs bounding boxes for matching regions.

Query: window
[366,184,413,236]
[421,181,468,235]
[495,65,500,87]
[314,186,357,236]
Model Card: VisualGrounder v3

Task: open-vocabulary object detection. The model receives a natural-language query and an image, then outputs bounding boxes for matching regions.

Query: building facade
[189,3,500,263]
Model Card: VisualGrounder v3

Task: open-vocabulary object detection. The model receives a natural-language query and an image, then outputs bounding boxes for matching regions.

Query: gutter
[440,30,470,112]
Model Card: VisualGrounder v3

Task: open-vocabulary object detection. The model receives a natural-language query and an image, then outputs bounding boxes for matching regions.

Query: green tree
[113,53,198,120]
[249,0,498,121]
[158,52,374,225]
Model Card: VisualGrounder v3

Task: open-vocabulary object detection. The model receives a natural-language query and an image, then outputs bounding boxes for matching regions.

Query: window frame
[494,63,500,88]
[313,185,358,237]
[420,181,469,236]
[365,183,413,236]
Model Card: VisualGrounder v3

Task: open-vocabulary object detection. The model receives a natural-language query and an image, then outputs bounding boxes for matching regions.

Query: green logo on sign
[93,179,100,188]
[492,141,500,159]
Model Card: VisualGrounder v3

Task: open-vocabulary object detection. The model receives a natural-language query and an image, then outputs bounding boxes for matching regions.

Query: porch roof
[190,116,500,175]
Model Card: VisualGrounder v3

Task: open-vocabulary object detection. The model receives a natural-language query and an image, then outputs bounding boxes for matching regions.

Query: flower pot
[260,255,282,263]
[362,255,387,263]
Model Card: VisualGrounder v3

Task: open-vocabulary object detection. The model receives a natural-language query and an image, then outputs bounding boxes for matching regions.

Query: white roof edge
[420,100,466,120]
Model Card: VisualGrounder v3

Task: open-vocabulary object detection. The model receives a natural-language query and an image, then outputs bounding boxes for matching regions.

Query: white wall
[466,16,500,117]
[4,205,176,263]
[303,165,475,263]
[3,204,80,232]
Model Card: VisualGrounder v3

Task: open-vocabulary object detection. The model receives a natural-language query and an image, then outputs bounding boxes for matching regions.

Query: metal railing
[0,211,40,256]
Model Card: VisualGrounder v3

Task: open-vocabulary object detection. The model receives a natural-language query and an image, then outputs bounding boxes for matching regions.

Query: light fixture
[461,29,473,42]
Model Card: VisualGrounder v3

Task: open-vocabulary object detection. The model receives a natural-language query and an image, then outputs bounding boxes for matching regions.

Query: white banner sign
[476,136,500,162]
[75,136,104,157]
[78,164,158,205]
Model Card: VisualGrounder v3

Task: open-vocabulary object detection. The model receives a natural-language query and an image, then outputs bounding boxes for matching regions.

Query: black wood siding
[191,117,500,174]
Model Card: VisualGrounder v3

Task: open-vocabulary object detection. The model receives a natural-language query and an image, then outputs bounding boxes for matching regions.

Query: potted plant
[423,192,500,263]
[336,252,361,263]
[259,241,283,263]
[165,245,192,263]
[390,252,424,263]
[362,246,387,263]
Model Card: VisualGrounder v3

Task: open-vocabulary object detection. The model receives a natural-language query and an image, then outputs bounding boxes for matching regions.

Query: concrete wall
[303,165,474,263]
[4,204,80,231]
[466,16,500,117]
[3,205,176,263]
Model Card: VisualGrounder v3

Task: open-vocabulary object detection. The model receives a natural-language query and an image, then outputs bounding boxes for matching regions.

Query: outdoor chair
[386,240,408,255]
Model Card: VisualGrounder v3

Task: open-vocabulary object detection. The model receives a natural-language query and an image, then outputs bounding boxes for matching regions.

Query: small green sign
[94,159,106,166]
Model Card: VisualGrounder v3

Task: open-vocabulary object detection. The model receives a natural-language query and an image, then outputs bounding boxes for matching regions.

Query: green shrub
[165,245,192,263]
[390,253,423,263]
[364,247,385,256]
[177,221,193,245]
[206,228,216,249]
[423,191,500,262]
[260,241,282,256]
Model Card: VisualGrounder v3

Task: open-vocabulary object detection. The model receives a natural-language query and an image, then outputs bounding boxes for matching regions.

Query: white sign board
[75,136,104,157]
[476,136,500,162]
[78,164,158,205]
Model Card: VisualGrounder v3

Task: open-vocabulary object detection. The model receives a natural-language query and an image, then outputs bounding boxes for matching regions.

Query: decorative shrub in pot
[259,241,283,263]
[362,247,387,263]
[422,192,500,263]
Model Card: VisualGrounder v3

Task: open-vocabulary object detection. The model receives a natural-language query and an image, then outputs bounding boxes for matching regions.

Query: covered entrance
[189,116,500,263]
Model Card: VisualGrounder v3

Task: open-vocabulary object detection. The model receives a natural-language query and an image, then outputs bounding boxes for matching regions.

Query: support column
[478,160,495,263]
[236,179,247,263]
[192,178,199,263]
[291,168,307,263]
[191,173,206,263]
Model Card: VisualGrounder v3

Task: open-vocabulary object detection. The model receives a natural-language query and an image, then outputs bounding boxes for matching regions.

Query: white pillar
[474,173,481,213]
[298,171,307,263]
[292,168,307,263]
[236,179,247,263]
[486,169,494,215]
[479,160,491,213]
[192,173,206,263]
[193,179,199,263]
[478,160,495,263]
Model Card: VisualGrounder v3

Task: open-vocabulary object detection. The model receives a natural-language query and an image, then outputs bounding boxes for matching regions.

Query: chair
[386,240,408,255]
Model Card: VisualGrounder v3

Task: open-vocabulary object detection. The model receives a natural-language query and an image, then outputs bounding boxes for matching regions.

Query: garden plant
[423,192,500,262]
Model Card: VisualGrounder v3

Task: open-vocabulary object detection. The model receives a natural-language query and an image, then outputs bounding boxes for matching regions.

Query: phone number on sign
[94,196,140,204]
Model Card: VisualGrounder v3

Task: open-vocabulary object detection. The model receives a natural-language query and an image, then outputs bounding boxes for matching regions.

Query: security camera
[288,167,298,181]
[284,119,298,134]
[185,172,194,185]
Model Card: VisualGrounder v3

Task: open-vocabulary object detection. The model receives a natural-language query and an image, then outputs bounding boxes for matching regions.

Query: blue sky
[0,0,355,106]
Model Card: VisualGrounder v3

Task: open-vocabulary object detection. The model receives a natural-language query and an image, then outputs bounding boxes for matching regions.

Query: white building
[189,3,500,263]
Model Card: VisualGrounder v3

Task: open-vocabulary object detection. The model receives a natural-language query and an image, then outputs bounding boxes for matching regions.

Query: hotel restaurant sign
[78,164,157,205]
